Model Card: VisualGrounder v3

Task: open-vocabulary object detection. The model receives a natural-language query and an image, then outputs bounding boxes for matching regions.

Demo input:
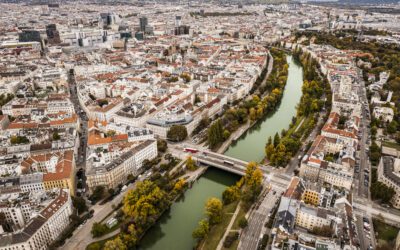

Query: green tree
[157,139,168,153]
[91,222,108,237]
[192,219,209,240]
[167,125,188,142]
[371,181,395,203]
[90,186,105,203]
[273,132,280,147]
[87,243,101,250]
[72,196,87,214]
[205,197,223,225]
[387,120,398,134]
[208,119,224,148]
[52,132,61,141]
[10,136,29,145]
[222,185,240,205]
[370,142,381,166]
[223,129,231,140]
[238,217,248,228]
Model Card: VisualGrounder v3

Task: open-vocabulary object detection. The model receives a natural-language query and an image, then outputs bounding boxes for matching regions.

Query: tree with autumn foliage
[104,237,127,250]
[205,197,223,225]
[242,162,263,205]
[122,181,170,230]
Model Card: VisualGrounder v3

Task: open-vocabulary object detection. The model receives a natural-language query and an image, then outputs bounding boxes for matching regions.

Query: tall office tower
[19,30,41,43]
[175,16,182,27]
[46,24,61,44]
[139,17,148,32]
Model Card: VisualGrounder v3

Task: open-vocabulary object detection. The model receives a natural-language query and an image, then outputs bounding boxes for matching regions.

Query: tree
[273,132,280,147]
[104,237,127,250]
[173,178,186,192]
[91,222,108,237]
[72,196,87,214]
[208,119,224,148]
[242,162,263,204]
[87,243,102,250]
[370,142,381,166]
[52,132,61,141]
[265,143,275,160]
[157,139,168,153]
[185,156,197,171]
[238,217,248,228]
[122,181,170,230]
[223,232,239,248]
[121,224,139,248]
[222,185,240,205]
[192,219,209,240]
[387,120,398,134]
[10,135,29,145]
[108,188,115,196]
[371,181,395,203]
[167,125,188,142]
[90,186,105,202]
[205,197,223,225]
[311,225,334,237]
[223,129,231,140]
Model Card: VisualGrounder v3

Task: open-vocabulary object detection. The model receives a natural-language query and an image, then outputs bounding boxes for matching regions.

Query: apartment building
[378,156,400,208]
[295,204,335,231]
[0,189,72,250]
[86,140,157,193]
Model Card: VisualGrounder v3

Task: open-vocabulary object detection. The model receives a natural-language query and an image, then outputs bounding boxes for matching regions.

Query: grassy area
[382,141,400,151]
[286,116,304,137]
[86,234,118,250]
[231,204,247,230]
[373,219,399,249]
[201,201,239,250]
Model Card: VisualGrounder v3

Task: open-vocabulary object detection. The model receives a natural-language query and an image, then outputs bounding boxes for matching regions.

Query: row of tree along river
[139,55,304,249]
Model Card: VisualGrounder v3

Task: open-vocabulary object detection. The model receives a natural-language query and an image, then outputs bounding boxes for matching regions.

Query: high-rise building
[175,16,182,27]
[174,25,190,36]
[139,17,148,32]
[19,30,41,43]
[46,24,61,45]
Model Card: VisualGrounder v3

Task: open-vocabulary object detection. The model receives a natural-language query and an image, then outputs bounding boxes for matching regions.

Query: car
[272,191,276,195]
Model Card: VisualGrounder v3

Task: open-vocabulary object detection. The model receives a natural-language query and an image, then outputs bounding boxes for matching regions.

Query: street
[63,182,137,250]
[238,186,282,250]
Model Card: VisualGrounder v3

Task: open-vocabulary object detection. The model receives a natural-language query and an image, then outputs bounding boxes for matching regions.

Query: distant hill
[338,0,399,3]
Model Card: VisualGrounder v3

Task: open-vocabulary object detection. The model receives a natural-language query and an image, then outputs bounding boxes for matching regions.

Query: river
[139,55,303,250]
[224,55,304,162]
[139,168,240,250]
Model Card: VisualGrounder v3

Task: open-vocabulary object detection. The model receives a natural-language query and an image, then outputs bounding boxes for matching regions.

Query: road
[238,186,282,250]
[68,71,88,194]
[354,199,400,226]
[355,214,375,250]
[355,78,371,199]
[63,182,137,250]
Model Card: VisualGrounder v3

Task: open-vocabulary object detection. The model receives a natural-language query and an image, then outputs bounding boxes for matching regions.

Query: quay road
[238,184,284,250]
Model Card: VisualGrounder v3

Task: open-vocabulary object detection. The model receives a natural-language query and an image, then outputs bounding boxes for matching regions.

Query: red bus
[184,147,199,153]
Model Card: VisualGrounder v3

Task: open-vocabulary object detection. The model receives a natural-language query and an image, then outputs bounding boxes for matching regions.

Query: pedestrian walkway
[216,202,242,250]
